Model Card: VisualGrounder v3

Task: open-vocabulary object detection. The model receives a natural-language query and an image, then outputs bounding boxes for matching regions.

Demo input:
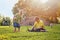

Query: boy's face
[13,17,17,20]
[35,17,40,22]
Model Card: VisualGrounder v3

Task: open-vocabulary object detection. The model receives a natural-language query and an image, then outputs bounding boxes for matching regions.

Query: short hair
[35,17,39,21]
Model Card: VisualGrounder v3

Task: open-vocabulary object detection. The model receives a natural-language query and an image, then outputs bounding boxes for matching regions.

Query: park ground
[0,24,60,40]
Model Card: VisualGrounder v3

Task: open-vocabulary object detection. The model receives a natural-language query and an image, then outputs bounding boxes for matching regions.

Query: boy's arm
[33,22,36,27]
[31,22,36,30]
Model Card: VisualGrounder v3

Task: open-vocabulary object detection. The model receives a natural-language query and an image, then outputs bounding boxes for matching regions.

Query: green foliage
[0,15,3,25]
[0,16,11,26]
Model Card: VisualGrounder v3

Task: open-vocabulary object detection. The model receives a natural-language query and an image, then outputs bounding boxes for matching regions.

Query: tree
[0,14,3,25]
[12,0,60,25]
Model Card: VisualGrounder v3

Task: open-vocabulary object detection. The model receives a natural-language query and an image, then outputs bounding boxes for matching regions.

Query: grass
[0,24,60,40]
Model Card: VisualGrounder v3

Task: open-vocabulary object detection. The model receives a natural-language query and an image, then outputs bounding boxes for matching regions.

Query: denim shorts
[13,22,20,28]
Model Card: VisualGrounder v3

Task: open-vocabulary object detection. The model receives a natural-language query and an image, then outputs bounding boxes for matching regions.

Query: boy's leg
[17,23,20,32]
[13,22,17,32]
[18,28,20,32]
[40,28,46,32]
[35,28,42,32]
[14,27,16,32]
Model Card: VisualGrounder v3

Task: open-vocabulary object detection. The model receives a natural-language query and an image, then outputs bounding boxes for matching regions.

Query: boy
[28,17,46,32]
[13,16,20,32]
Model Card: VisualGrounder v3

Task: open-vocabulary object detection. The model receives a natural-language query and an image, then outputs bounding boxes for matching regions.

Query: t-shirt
[33,20,44,28]
[13,13,21,23]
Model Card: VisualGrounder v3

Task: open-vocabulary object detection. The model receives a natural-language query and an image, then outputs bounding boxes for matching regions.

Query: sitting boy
[28,17,46,32]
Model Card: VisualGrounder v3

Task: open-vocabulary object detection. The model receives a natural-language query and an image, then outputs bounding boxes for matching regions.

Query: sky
[0,0,18,19]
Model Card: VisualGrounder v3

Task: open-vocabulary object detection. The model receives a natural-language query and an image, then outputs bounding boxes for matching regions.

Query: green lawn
[0,24,60,40]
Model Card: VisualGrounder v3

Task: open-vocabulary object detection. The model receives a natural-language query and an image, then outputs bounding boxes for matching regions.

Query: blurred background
[0,0,60,26]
